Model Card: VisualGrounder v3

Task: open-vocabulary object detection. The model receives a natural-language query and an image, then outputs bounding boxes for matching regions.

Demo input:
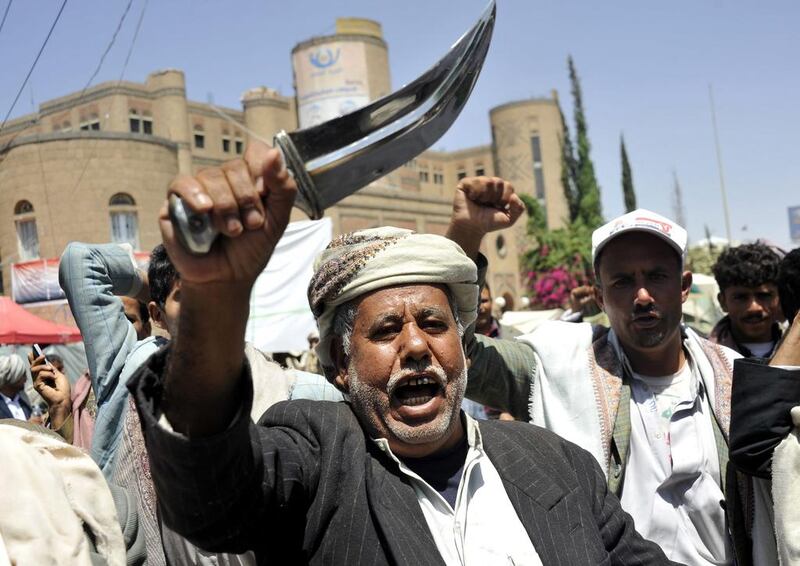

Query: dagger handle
[168,136,320,256]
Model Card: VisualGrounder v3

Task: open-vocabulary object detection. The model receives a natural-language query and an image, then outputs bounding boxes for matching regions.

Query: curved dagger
[170,0,496,255]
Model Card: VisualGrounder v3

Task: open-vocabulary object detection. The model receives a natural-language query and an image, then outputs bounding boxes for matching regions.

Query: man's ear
[147,301,167,331]
[680,271,693,304]
[331,337,350,393]
[717,291,728,313]
[593,284,605,312]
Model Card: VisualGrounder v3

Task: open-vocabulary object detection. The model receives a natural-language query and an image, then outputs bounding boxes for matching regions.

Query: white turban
[0,355,26,388]
[308,227,478,378]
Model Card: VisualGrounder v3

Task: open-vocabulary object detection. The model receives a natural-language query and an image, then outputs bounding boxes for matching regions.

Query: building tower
[291,18,390,129]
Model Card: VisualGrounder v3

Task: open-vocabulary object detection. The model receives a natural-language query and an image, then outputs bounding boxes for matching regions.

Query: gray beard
[347,360,467,445]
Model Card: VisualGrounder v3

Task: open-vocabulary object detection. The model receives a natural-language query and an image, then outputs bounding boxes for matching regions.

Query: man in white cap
[127,144,676,565]
[465,209,759,565]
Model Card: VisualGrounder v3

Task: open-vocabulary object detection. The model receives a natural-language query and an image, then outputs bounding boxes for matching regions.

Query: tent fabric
[0,297,81,344]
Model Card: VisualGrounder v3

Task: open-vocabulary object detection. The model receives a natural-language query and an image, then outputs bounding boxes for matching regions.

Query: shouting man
[129,143,674,565]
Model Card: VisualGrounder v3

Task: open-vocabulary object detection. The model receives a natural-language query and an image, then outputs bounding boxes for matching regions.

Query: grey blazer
[131,347,678,565]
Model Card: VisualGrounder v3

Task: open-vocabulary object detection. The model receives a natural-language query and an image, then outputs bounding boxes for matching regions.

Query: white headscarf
[0,355,26,388]
[307,227,478,378]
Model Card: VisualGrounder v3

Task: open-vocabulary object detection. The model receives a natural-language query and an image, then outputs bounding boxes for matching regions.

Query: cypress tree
[568,56,603,228]
[558,103,579,223]
[620,135,636,212]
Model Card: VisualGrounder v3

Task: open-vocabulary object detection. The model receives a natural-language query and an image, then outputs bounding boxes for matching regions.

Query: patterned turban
[308,227,478,378]
[0,354,27,388]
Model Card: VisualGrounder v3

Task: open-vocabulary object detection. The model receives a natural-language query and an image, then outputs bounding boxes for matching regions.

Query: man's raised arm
[156,141,296,436]
[441,176,535,420]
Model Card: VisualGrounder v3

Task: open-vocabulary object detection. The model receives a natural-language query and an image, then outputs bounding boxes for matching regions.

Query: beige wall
[490,98,567,230]
[0,133,178,292]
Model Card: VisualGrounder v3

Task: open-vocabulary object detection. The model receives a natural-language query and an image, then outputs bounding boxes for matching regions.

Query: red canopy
[0,297,81,344]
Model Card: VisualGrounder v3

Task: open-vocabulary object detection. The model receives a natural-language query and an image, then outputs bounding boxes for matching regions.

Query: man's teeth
[406,376,434,387]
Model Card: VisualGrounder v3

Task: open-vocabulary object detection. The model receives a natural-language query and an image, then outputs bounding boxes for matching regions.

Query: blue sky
[2,0,798,248]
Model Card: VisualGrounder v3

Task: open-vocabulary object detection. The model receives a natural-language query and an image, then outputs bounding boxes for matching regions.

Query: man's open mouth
[391,376,443,407]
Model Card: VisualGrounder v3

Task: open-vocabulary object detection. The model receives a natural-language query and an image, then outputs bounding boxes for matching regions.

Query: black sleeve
[729,358,800,478]
[128,345,320,555]
[563,441,682,566]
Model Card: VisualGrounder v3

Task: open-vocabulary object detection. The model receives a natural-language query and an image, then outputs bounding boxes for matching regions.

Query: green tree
[569,56,603,228]
[558,103,579,223]
[620,134,636,212]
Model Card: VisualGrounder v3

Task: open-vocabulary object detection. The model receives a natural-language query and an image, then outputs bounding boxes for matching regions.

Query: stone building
[0,17,566,316]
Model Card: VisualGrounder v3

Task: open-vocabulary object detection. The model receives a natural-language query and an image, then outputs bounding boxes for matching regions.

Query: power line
[0,0,68,133]
[0,0,13,37]
[70,0,149,196]
[74,0,134,103]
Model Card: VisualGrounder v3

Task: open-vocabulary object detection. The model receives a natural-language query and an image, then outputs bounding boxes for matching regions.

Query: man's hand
[445,177,524,260]
[772,312,800,367]
[569,285,599,317]
[160,140,297,289]
[28,353,71,430]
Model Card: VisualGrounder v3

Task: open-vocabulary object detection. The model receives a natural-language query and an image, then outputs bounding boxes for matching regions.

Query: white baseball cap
[591,209,687,267]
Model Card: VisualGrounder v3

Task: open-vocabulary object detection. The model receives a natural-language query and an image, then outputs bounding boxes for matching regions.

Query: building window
[531,134,545,199]
[433,173,444,185]
[457,170,467,181]
[475,167,485,177]
[222,138,231,153]
[80,120,101,131]
[235,139,244,154]
[194,134,205,149]
[129,110,152,134]
[496,234,507,258]
[14,200,40,260]
[109,193,140,249]
[419,170,429,183]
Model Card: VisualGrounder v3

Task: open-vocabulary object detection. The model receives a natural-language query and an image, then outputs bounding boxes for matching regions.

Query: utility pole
[708,84,732,245]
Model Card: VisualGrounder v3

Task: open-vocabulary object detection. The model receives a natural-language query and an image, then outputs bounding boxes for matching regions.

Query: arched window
[14,200,39,260]
[109,193,139,249]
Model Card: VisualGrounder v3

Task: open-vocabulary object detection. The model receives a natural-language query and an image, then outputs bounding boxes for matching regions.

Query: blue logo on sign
[310,47,340,68]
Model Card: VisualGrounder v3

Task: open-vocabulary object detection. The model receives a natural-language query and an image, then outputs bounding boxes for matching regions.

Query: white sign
[293,41,371,128]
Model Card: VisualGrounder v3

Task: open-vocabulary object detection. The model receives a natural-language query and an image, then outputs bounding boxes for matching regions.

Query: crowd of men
[1,139,799,566]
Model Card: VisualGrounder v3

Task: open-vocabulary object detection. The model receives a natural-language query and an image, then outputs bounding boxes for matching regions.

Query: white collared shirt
[0,392,27,421]
[621,359,732,566]
[373,414,543,566]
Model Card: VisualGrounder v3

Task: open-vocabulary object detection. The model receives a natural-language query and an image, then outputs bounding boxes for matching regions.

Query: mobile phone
[32,343,48,364]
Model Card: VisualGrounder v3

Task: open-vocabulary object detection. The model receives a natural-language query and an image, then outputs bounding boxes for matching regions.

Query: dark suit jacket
[131,347,676,565]
[730,358,800,477]
[0,390,32,420]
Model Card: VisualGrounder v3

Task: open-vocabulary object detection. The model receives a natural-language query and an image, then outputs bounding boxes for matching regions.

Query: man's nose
[746,296,765,313]
[399,322,431,362]
[634,285,655,307]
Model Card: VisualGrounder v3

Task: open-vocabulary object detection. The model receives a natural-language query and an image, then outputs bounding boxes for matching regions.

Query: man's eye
[421,319,448,331]
[371,326,399,339]
[611,279,630,289]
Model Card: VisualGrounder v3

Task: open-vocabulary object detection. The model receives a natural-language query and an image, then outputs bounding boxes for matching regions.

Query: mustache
[386,361,448,398]
[743,313,768,322]
[632,304,661,318]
